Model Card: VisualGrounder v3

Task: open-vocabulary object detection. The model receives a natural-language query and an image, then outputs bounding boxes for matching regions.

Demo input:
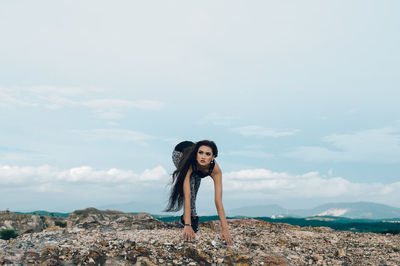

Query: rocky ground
[1,208,399,265]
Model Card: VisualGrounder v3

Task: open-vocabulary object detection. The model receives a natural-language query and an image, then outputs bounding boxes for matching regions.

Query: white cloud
[81,99,163,111]
[80,99,163,119]
[218,168,400,207]
[0,164,171,211]
[317,208,348,217]
[200,113,240,126]
[284,125,400,163]
[0,88,39,107]
[27,86,88,96]
[72,129,153,145]
[95,111,125,119]
[0,164,168,185]
[0,87,163,119]
[328,168,333,176]
[1,164,400,210]
[231,125,299,137]
[227,150,273,159]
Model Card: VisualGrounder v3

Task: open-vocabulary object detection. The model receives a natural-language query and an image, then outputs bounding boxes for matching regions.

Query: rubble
[1,208,399,265]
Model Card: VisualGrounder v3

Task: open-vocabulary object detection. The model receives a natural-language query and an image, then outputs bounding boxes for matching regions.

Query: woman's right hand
[182,225,195,241]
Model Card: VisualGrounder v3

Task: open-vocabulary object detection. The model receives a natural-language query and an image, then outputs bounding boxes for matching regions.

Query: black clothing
[180,215,199,233]
[172,141,216,228]
[174,141,194,152]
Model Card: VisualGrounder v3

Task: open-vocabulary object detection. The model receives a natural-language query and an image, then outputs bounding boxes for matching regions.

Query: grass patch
[0,229,18,240]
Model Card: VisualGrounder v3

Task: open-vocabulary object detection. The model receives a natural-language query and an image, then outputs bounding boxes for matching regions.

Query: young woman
[165,140,233,246]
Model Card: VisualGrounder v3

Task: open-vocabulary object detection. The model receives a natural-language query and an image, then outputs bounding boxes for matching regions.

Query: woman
[165,140,233,246]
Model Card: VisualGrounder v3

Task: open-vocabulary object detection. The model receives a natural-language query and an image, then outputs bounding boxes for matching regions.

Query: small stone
[135,256,156,266]
[313,254,323,261]
[336,249,346,258]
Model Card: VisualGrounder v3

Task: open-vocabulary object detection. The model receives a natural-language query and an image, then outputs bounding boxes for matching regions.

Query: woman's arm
[182,166,195,240]
[211,163,233,245]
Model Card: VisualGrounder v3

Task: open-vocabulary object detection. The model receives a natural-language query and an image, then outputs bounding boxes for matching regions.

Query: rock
[23,251,40,264]
[173,259,182,265]
[183,246,212,264]
[262,254,289,266]
[0,211,47,234]
[135,256,156,266]
[336,248,346,257]
[223,249,252,265]
[67,207,167,230]
[1,209,400,265]
[312,254,323,262]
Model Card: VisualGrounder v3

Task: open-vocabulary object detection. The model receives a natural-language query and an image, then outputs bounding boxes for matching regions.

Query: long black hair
[164,140,218,212]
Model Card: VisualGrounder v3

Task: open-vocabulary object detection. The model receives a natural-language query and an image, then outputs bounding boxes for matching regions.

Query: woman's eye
[206,152,211,156]
[199,151,203,154]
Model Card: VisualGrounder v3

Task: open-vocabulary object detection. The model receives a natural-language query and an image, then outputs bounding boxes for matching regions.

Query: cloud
[80,99,163,119]
[72,129,154,145]
[216,168,400,207]
[1,164,400,210]
[27,86,88,96]
[81,99,162,110]
[0,164,168,186]
[200,113,240,126]
[0,88,39,107]
[284,125,400,163]
[231,125,299,137]
[227,150,273,159]
[0,86,163,119]
[317,209,349,217]
[0,164,171,211]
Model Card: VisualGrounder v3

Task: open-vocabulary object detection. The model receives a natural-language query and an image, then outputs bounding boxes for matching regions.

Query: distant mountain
[96,201,166,214]
[227,204,289,218]
[14,210,69,218]
[228,202,400,219]
[292,202,400,219]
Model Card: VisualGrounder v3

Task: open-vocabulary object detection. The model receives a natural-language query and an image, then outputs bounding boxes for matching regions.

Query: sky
[1,1,400,214]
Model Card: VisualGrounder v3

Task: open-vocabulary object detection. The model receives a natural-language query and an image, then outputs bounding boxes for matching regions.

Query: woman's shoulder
[210,161,221,176]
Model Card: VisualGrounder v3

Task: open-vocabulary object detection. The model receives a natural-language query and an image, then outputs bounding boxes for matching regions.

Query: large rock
[0,211,59,234]
[67,207,169,230]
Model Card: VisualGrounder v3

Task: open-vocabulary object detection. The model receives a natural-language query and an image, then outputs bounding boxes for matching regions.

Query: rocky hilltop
[1,208,399,265]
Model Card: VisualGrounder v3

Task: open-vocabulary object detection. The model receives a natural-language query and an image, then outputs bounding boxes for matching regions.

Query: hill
[1,208,400,265]
[228,201,400,219]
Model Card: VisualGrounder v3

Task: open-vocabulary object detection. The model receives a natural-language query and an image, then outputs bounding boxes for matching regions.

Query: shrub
[0,229,18,240]
[55,220,67,228]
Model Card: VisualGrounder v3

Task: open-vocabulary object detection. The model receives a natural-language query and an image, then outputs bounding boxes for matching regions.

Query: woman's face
[196,145,215,167]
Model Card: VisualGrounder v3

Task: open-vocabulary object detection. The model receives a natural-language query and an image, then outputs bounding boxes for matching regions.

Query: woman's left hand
[220,229,233,246]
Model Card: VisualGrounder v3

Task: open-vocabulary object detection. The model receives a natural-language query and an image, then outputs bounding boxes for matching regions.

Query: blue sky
[1,1,399,213]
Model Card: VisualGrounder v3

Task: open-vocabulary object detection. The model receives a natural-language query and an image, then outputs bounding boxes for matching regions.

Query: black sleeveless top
[188,160,215,216]
[191,160,215,178]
